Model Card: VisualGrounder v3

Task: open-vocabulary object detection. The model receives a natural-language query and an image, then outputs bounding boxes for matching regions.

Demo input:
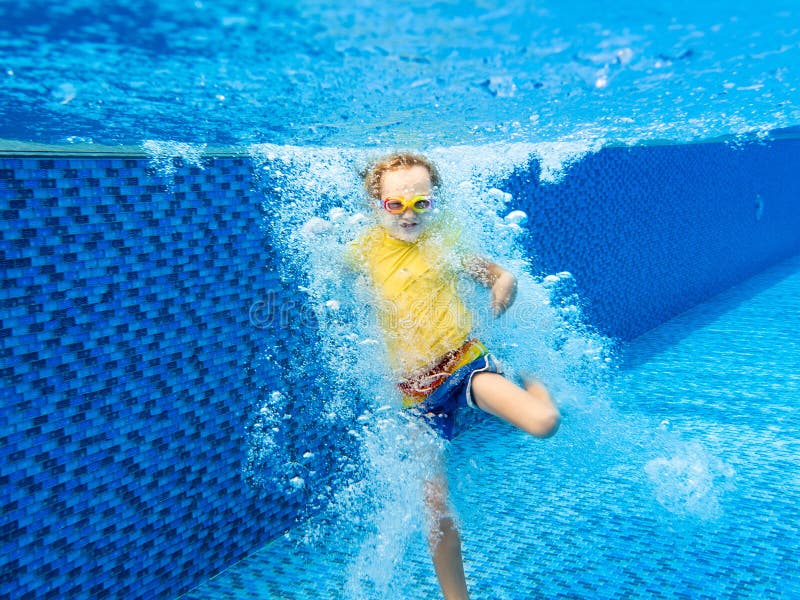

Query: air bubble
[504,210,528,226]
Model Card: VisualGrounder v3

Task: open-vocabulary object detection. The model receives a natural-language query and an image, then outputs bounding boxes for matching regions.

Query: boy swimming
[349,152,560,599]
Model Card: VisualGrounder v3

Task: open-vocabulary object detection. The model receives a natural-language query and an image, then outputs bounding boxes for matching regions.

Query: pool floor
[183,254,800,599]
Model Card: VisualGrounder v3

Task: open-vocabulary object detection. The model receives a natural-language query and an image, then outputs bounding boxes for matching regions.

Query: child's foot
[520,374,554,405]
[520,374,561,436]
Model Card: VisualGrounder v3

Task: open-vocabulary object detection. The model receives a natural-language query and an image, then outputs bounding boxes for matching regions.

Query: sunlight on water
[3,0,799,146]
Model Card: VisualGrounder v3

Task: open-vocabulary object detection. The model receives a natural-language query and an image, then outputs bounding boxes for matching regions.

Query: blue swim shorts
[410,352,503,440]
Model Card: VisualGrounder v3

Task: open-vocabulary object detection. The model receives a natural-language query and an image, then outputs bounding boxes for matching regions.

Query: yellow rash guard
[349,225,472,377]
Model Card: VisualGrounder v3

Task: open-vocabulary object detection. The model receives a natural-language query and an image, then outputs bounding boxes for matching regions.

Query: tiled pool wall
[2,139,799,599]
[508,139,800,339]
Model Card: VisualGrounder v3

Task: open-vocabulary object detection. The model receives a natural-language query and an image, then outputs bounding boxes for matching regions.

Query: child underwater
[348,152,560,600]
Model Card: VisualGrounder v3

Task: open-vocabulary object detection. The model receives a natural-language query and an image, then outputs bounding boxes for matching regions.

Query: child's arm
[463,257,518,316]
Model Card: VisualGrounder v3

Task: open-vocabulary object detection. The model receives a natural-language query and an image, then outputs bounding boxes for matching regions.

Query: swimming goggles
[380,195,434,214]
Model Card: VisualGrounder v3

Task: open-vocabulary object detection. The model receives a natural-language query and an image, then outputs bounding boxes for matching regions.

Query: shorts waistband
[398,338,488,406]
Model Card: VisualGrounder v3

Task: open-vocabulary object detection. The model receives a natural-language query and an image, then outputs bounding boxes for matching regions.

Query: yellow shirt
[350,226,472,377]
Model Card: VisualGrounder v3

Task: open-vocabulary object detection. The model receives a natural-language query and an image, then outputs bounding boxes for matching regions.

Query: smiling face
[377,165,434,243]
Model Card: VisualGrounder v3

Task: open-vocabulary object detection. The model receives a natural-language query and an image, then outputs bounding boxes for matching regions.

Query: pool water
[184,255,800,598]
[3,1,800,598]
[2,0,799,147]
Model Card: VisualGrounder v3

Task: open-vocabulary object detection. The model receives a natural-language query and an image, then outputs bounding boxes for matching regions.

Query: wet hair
[362,152,442,200]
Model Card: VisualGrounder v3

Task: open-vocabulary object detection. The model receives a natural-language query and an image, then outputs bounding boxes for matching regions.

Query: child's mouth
[400,222,417,229]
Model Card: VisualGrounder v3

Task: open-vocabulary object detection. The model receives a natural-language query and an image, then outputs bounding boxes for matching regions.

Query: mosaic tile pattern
[0,156,316,599]
[508,140,800,339]
[2,139,799,599]
[184,255,800,599]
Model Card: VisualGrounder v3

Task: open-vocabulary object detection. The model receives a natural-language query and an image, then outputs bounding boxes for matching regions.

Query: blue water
[4,2,800,598]
[186,253,800,599]
[1,0,799,147]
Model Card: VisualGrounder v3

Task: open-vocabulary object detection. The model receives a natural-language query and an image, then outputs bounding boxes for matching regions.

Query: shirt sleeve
[343,227,377,272]
[429,219,478,274]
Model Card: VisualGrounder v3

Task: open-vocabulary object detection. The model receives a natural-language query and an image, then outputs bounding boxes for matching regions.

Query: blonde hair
[362,152,442,200]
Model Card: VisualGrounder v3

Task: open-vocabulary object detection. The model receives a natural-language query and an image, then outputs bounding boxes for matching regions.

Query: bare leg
[470,373,560,438]
[425,476,470,600]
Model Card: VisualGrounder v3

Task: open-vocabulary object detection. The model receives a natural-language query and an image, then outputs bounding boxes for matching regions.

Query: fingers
[491,273,517,316]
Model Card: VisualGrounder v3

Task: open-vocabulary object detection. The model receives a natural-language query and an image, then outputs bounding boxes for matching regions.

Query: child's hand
[491,271,517,316]
[463,257,518,316]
